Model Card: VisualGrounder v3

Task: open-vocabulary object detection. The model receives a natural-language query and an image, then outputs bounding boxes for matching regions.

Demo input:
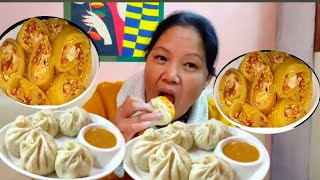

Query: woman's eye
[155,55,167,62]
[185,63,197,70]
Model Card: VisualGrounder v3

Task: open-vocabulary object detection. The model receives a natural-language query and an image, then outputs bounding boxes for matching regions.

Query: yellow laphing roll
[27,35,54,91]
[218,68,247,115]
[268,99,306,127]
[52,25,90,73]
[0,38,25,91]
[17,17,49,54]
[274,57,312,99]
[46,72,84,105]
[6,74,50,105]
[44,18,69,41]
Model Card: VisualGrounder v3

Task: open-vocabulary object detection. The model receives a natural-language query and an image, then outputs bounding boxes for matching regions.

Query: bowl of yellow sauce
[77,123,123,167]
[214,136,265,179]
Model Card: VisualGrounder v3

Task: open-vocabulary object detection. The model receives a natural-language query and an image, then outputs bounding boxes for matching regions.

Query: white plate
[0,111,126,180]
[213,50,320,134]
[0,16,99,110]
[123,124,270,180]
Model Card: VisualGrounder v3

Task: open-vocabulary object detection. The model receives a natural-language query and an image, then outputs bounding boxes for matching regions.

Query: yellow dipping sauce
[222,141,260,162]
[84,128,117,148]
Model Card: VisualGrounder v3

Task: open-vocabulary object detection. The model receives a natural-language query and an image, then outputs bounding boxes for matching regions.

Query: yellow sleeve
[208,97,233,126]
[83,81,124,122]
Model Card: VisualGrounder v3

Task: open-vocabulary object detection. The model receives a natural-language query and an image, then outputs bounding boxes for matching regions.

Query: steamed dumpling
[59,106,91,137]
[55,141,94,178]
[149,141,192,180]
[20,127,57,176]
[32,110,59,137]
[132,128,165,171]
[5,115,34,156]
[194,120,230,150]
[189,154,233,180]
[162,121,194,151]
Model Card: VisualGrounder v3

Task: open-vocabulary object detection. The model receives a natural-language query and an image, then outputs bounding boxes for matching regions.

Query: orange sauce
[222,141,260,162]
[84,128,117,148]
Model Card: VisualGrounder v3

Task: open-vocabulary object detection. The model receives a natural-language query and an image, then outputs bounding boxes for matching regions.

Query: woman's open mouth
[159,90,176,104]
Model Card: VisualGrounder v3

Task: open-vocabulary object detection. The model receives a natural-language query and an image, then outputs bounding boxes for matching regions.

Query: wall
[0,2,277,179]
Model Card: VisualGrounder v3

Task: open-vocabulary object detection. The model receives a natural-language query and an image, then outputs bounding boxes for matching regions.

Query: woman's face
[145,25,210,119]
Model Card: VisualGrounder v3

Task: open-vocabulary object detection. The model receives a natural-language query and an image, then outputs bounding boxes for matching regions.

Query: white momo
[32,110,59,137]
[132,128,165,171]
[20,127,57,176]
[59,106,91,137]
[189,154,233,180]
[55,141,94,178]
[5,115,34,156]
[162,121,194,151]
[194,120,230,150]
[149,141,192,180]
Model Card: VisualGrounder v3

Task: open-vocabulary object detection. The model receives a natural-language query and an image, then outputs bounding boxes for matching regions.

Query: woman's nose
[162,63,180,84]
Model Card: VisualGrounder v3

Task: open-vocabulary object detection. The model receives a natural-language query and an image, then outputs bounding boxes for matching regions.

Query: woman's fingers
[117,96,153,117]
[132,112,163,123]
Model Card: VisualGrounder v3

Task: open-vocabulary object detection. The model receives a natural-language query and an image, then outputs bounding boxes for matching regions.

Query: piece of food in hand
[162,121,194,151]
[132,128,165,171]
[149,141,192,180]
[5,115,34,156]
[59,106,91,137]
[6,73,50,105]
[0,38,25,91]
[194,120,230,151]
[229,102,272,127]
[55,141,94,178]
[20,127,57,176]
[46,72,84,105]
[17,17,49,54]
[189,154,233,180]
[249,66,276,114]
[266,50,290,71]
[239,51,271,81]
[274,56,312,99]
[149,96,175,126]
[31,109,59,137]
[52,25,90,73]
[268,99,306,127]
[218,68,247,114]
[44,18,69,41]
[27,35,54,91]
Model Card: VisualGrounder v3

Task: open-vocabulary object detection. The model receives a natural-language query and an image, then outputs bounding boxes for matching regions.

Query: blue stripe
[124,34,137,42]
[127,5,142,14]
[141,14,159,21]
[125,17,140,28]
[138,29,153,37]
[122,47,134,56]
[135,43,147,51]
[143,3,159,9]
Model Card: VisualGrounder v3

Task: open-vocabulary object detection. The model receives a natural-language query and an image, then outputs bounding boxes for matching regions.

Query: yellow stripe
[142,8,159,16]
[128,2,143,8]
[126,11,142,19]
[136,36,151,44]
[139,20,158,31]
[124,27,139,35]
[123,40,136,49]
[133,49,146,57]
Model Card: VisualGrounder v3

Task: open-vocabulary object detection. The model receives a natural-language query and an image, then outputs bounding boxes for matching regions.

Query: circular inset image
[213,50,320,134]
[0,16,99,110]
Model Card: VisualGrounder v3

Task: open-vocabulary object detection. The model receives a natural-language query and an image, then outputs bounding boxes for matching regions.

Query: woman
[84,11,229,143]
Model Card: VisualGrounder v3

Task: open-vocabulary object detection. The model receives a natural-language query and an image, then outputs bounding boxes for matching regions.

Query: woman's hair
[145,11,219,75]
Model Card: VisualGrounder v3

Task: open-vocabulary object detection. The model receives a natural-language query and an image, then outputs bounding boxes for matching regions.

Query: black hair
[145,11,219,76]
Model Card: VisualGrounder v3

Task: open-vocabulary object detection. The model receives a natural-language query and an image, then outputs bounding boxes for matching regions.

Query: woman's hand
[113,96,162,142]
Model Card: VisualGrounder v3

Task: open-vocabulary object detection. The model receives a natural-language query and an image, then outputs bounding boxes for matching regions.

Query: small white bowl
[214,136,265,180]
[77,123,123,168]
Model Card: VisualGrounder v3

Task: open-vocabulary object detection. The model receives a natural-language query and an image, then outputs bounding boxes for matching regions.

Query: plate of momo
[123,120,270,180]
[213,50,320,134]
[0,107,126,180]
[0,16,99,110]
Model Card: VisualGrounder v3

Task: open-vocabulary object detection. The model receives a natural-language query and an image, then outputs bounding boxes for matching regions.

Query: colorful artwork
[64,2,164,62]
